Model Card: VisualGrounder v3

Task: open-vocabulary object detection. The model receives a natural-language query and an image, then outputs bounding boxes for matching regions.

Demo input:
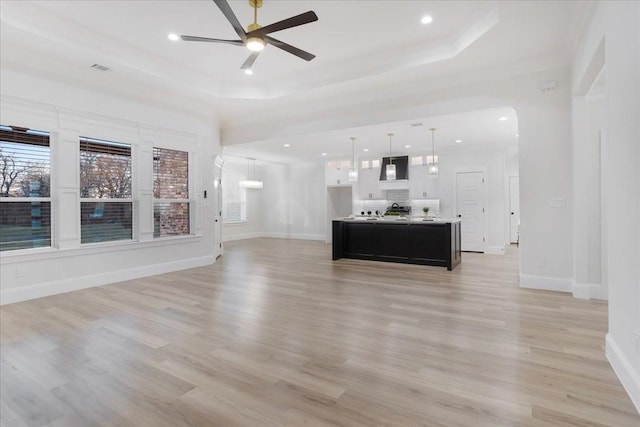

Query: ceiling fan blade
[247,11,318,37]
[265,36,315,62]
[240,52,260,70]
[213,0,247,42]
[180,35,244,46]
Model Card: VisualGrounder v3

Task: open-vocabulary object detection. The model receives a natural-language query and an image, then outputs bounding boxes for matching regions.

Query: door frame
[453,167,488,253]
[509,175,520,244]
[213,155,224,258]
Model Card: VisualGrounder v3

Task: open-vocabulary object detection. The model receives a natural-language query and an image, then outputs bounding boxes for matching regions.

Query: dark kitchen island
[332,218,461,270]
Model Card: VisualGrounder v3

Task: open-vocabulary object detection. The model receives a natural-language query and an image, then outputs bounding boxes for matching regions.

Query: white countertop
[335,216,461,224]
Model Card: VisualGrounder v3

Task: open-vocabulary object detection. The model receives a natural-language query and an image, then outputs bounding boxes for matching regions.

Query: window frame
[79,136,134,245]
[0,126,53,252]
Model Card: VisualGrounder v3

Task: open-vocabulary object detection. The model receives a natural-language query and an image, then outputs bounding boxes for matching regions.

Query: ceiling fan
[180,0,318,70]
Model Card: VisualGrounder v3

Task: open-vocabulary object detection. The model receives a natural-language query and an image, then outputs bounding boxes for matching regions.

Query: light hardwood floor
[1,238,639,426]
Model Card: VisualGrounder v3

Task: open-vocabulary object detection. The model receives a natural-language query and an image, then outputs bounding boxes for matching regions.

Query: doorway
[455,171,486,252]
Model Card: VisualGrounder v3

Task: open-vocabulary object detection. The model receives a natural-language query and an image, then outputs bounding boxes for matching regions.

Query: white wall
[437,144,513,254]
[573,86,605,300]
[223,66,575,292]
[572,1,640,412]
[223,160,325,242]
[221,158,264,242]
[0,70,221,304]
[262,162,325,240]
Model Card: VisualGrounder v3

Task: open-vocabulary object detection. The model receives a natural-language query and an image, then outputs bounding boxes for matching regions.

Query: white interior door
[456,171,485,252]
[509,176,520,243]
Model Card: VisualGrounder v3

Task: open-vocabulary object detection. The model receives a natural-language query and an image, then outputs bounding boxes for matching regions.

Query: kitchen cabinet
[325,160,351,187]
[409,165,440,199]
[358,167,383,199]
[332,218,461,270]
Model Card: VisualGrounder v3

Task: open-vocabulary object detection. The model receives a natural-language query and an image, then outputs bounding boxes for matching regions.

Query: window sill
[223,221,249,226]
[0,234,204,264]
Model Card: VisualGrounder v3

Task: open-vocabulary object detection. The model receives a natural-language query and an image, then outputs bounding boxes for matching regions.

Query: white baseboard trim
[262,232,325,241]
[1,255,215,305]
[224,232,325,242]
[223,232,262,242]
[606,333,640,414]
[519,274,572,293]
[485,245,505,255]
[572,281,607,300]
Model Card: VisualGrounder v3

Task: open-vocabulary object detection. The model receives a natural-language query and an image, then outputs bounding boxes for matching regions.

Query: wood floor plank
[1,238,639,426]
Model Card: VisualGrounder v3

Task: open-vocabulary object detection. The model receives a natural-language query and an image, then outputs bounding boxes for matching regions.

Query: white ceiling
[223,106,519,163]
[0,1,589,162]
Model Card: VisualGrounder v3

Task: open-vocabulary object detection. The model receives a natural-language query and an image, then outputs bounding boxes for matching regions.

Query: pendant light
[428,128,439,176]
[239,157,263,189]
[348,137,358,182]
[386,133,396,181]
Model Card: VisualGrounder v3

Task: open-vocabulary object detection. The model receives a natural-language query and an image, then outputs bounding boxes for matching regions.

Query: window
[411,156,424,166]
[371,159,381,168]
[0,125,51,251]
[80,137,133,244]
[153,147,190,237]
[222,162,246,223]
[361,160,370,169]
[426,155,438,165]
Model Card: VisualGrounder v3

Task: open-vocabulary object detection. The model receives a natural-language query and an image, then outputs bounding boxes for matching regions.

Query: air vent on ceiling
[90,64,111,72]
[410,122,423,127]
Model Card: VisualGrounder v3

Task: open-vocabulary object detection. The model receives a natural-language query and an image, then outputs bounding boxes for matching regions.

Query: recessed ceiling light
[168,33,179,41]
[455,139,462,143]
[404,145,411,148]
[363,148,369,152]
[516,134,519,137]
[283,143,290,147]
[244,69,253,75]
[321,153,327,156]
[499,116,508,121]
[421,15,433,25]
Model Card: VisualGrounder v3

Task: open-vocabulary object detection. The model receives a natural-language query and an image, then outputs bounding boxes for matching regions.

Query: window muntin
[0,126,51,251]
[153,147,190,237]
[80,137,133,244]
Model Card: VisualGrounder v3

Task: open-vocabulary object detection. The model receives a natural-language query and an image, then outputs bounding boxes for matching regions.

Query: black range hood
[379,155,409,181]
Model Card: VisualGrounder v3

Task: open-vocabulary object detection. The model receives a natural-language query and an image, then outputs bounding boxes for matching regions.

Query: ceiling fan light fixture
[246,36,265,52]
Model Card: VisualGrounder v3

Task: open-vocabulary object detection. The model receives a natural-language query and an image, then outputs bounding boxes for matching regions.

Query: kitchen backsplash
[354,198,440,216]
